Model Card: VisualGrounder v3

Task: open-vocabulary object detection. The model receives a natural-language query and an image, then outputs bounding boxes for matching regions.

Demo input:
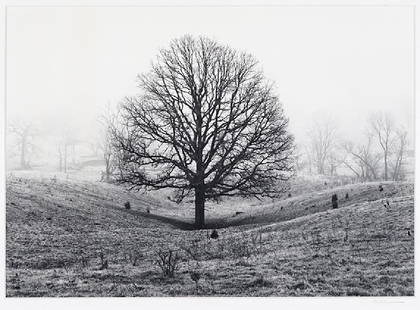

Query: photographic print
[4,3,415,298]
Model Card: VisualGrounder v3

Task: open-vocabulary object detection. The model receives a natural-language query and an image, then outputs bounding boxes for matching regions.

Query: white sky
[6,6,414,144]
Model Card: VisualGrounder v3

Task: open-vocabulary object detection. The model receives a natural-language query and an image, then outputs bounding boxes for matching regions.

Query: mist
[6,6,414,172]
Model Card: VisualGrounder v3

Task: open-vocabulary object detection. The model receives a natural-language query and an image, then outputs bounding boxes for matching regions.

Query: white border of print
[0,1,418,310]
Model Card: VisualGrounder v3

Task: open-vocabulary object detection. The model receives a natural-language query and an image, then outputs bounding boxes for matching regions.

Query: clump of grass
[248,274,273,288]
[125,248,143,266]
[78,254,90,268]
[99,252,108,270]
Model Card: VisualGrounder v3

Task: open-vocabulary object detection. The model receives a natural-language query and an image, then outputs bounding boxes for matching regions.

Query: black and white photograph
[1,0,418,303]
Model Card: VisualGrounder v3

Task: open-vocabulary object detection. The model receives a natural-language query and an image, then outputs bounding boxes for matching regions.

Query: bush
[99,252,108,270]
[154,249,181,277]
[124,201,131,210]
[331,194,338,209]
[229,231,263,259]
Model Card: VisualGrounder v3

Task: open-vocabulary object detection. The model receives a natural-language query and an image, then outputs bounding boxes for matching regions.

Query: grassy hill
[210,181,414,227]
[6,174,414,296]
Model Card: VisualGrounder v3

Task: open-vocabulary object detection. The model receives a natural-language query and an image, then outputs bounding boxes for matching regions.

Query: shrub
[210,229,219,239]
[331,194,338,209]
[154,249,181,277]
[124,201,131,209]
[99,252,108,270]
[190,270,201,293]
[248,274,273,288]
[230,232,261,259]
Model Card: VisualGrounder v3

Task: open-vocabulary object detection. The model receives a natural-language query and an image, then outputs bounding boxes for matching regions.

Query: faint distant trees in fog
[342,134,381,182]
[56,129,83,173]
[99,104,116,182]
[307,120,337,175]
[99,124,115,182]
[8,121,37,169]
[56,132,68,172]
[57,141,65,172]
[57,138,67,173]
[391,129,408,181]
[369,112,394,181]
[88,140,102,158]
[367,112,409,181]
[300,111,410,182]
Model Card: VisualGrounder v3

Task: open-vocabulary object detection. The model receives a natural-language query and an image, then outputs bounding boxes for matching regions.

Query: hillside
[210,181,414,227]
[6,174,414,296]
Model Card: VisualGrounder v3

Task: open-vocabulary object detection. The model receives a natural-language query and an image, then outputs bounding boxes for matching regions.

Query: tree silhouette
[111,35,294,228]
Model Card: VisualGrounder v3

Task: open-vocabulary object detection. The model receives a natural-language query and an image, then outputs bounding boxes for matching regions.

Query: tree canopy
[111,35,294,228]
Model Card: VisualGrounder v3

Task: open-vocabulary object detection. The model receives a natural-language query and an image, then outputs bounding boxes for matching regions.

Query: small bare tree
[308,120,336,175]
[55,129,81,173]
[57,140,64,172]
[99,126,116,182]
[111,35,295,228]
[326,151,343,176]
[391,129,408,181]
[99,104,117,182]
[342,134,381,182]
[369,112,395,181]
[301,144,315,175]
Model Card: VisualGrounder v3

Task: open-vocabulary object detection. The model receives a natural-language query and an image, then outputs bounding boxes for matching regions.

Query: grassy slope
[6,175,414,296]
[210,181,414,227]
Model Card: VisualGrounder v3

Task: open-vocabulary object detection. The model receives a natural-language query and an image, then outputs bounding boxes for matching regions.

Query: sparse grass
[6,173,414,296]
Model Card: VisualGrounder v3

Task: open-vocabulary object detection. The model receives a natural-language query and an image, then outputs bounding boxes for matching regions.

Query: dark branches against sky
[111,35,294,228]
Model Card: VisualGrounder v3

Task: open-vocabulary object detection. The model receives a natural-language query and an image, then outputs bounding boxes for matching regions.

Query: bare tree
[57,141,64,172]
[391,129,408,181]
[369,112,395,181]
[342,134,381,182]
[8,122,37,169]
[326,151,343,176]
[301,144,315,175]
[111,35,295,228]
[99,104,117,182]
[100,126,115,182]
[55,129,81,173]
[308,120,336,175]
[101,129,115,182]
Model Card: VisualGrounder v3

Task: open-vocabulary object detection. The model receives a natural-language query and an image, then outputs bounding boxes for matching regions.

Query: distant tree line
[298,111,410,182]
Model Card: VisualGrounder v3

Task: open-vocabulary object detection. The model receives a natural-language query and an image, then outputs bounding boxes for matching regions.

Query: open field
[6,173,414,296]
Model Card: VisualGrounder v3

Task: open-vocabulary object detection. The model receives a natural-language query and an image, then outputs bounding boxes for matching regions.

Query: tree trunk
[20,140,26,169]
[72,144,76,165]
[59,152,62,172]
[384,153,388,181]
[64,144,68,173]
[194,186,205,229]
[105,155,110,182]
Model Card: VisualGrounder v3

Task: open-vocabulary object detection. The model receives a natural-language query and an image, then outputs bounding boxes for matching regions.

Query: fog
[6,6,414,171]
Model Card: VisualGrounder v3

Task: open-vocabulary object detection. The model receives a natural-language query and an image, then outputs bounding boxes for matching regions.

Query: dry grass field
[6,173,414,297]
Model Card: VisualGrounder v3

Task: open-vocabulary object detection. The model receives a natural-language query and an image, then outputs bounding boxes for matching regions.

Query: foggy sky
[6,6,414,145]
